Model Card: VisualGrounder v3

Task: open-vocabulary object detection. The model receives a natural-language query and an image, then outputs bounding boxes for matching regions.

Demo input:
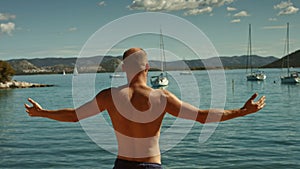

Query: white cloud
[274,1,299,15]
[274,1,293,9]
[230,19,240,23]
[0,13,16,21]
[262,25,286,30]
[205,0,234,7]
[68,27,77,32]
[98,1,106,7]
[128,0,234,15]
[129,0,199,11]
[233,10,250,17]
[0,22,15,35]
[278,5,299,15]
[268,18,277,22]
[183,7,213,16]
[227,7,237,11]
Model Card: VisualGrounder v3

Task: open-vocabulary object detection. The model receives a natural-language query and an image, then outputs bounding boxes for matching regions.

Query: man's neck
[127,72,148,87]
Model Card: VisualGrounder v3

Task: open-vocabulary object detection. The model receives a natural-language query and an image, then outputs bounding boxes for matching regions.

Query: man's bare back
[102,84,167,163]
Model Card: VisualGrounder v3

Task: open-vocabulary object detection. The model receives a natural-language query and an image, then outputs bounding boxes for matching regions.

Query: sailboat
[246,24,266,81]
[280,22,300,84]
[150,28,169,88]
[109,73,125,78]
[73,66,78,76]
[180,70,192,75]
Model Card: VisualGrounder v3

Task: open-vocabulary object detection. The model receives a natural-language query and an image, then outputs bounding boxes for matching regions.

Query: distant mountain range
[7,56,123,74]
[262,49,300,68]
[5,53,284,75]
[166,55,278,70]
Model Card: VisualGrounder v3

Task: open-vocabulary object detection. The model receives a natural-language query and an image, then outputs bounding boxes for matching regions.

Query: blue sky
[0,0,299,60]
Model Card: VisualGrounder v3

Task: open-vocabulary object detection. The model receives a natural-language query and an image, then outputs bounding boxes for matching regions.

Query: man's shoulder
[98,85,127,95]
[146,88,173,101]
[153,88,170,95]
[154,89,178,100]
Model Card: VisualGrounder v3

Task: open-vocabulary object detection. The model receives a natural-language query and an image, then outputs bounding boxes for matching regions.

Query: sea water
[0,69,299,169]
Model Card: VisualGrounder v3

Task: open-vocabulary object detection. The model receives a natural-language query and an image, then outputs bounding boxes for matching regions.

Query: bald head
[122,48,149,76]
[123,48,145,60]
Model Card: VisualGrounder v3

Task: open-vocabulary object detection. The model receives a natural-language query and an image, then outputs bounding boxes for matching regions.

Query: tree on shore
[0,60,15,83]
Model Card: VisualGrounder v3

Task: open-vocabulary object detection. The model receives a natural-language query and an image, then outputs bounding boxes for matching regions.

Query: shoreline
[0,80,54,89]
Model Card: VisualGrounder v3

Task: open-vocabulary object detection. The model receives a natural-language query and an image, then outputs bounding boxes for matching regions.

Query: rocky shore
[0,81,54,89]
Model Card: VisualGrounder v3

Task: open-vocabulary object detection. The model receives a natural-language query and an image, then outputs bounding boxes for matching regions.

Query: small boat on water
[109,74,125,78]
[73,67,78,76]
[281,71,300,83]
[246,24,266,81]
[247,71,266,81]
[151,28,169,88]
[151,73,169,87]
[280,23,300,84]
[180,71,192,75]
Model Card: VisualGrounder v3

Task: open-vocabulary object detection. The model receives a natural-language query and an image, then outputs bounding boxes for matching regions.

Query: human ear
[145,63,150,70]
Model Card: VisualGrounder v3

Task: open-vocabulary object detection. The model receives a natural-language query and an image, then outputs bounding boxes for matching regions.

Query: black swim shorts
[113,158,163,169]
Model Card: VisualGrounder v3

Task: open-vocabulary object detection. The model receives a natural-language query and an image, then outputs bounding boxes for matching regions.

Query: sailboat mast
[286,22,290,75]
[248,24,253,73]
[160,28,166,73]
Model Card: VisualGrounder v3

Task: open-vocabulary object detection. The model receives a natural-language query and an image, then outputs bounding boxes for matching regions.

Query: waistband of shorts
[114,158,162,167]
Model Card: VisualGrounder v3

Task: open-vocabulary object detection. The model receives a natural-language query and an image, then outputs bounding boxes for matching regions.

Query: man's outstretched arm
[164,91,266,124]
[24,88,111,122]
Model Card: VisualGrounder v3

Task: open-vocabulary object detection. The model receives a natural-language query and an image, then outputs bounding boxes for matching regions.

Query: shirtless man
[25,48,266,169]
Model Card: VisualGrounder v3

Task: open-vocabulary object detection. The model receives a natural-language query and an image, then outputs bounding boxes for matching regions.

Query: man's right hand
[241,93,266,116]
